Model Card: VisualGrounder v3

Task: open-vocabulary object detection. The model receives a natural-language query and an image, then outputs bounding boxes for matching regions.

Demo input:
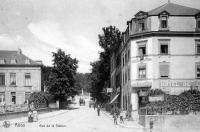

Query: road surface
[0,104,136,132]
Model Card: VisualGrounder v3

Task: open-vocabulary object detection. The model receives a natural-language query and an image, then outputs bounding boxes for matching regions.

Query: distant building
[0,49,42,105]
[110,2,200,116]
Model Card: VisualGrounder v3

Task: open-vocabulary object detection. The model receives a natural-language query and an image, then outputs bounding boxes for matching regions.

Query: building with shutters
[0,49,42,106]
[110,2,200,117]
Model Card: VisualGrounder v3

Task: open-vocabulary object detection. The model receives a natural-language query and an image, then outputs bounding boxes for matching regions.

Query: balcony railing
[0,104,28,113]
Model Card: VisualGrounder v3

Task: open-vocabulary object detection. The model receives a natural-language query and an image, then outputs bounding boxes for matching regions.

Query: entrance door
[138,90,148,108]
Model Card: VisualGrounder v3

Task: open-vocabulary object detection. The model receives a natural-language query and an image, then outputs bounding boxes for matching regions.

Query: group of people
[93,103,125,125]
[112,107,125,125]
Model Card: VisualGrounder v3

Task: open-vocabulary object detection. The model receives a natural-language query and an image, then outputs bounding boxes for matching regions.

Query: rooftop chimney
[35,60,43,65]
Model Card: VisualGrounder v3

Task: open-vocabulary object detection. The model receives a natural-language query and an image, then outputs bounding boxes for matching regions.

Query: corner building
[111,2,200,117]
[0,49,42,105]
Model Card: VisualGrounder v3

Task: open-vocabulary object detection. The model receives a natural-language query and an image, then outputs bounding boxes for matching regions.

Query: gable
[135,11,148,19]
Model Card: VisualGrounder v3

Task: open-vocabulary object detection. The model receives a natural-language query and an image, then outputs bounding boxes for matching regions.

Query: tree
[47,49,78,108]
[41,66,53,92]
[74,73,92,94]
[90,26,122,103]
[29,92,48,109]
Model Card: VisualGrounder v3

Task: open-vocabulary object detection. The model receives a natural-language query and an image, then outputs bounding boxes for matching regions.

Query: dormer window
[25,59,30,64]
[196,13,200,31]
[159,11,169,31]
[139,20,145,31]
[135,11,148,32]
[161,16,168,28]
[159,15,169,30]
[0,59,5,64]
[11,59,17,64]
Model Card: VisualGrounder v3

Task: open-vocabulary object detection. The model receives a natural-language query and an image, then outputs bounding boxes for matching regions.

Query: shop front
[131,81,152,116]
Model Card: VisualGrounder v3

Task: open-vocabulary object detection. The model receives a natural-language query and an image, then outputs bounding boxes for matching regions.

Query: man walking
[113,112,118,125]
[97,105,100,116]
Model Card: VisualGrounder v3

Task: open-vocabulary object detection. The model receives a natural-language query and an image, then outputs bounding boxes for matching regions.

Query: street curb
[102,110,144,129]
[0,110,69,128]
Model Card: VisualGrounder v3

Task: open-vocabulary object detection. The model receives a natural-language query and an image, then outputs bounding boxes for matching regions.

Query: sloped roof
[148,2,200,16]
[0,50,41,66]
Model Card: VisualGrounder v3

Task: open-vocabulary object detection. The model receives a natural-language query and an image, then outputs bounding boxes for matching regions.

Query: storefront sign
[149,95,164,102]
[160,80,200,87]
[106,88,113,93]
[132,81,152,87]
[139,91,148,96]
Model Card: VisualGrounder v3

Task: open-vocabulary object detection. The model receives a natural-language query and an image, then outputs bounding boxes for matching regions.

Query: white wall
[150,16,196,32]
[0,67,41,104]
[130,37,200,80]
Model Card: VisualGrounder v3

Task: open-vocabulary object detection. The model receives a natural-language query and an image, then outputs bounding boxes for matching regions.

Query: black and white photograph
[0,0,200,132]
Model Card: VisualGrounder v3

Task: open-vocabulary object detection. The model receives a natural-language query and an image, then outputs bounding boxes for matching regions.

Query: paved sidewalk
[0,109,69,127]
[102,110,144,131]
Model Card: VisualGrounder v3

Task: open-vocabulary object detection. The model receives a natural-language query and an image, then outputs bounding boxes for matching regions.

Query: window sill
[137,78,147,80]
[159,28,169,31]
[195,54,200,56]
[158,53,170,56]
[0,85,6,87]
[159,77,170,79]
[24,86,32,87]
[9,85,17,87]
[195,28,200,32]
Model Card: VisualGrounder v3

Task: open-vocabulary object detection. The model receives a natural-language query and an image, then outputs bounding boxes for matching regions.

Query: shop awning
[109,94,119,104]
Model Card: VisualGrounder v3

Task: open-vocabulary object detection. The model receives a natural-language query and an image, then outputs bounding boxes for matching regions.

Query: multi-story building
[110,2,200,117]
[0,49,42,105]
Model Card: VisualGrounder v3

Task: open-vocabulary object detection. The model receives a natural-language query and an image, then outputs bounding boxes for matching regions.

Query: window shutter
[160,64,169,77]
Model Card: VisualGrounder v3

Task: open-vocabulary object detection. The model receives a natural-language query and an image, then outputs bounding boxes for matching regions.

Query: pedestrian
[97,105,100,116]
[93,103,96,110]
[113,112,118,125]
[149,118,154,132]
[119,111,124,124]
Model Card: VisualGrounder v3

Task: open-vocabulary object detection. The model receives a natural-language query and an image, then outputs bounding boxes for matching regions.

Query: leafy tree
[74,73,92,94]
[41,66,53,92]
[47,49,78,108]
[28,92,48,109]
[90,26,122,103]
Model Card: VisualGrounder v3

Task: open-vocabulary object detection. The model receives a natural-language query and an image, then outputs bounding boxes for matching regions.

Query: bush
[146,89,200,114]
[28,92,48,109]
[148,89,166,96]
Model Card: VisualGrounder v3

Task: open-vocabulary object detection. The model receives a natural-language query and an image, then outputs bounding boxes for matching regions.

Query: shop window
[25,73,31,86]
[196,40,200,54]
[11,92,16,104]
[0,73,5,86]
[138,65,146,79]
[196,63,200,78]
[10,73,16,85]
[160,63,169,78]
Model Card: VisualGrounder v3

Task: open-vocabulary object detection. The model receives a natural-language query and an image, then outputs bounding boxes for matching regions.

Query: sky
[0,0,199,73]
